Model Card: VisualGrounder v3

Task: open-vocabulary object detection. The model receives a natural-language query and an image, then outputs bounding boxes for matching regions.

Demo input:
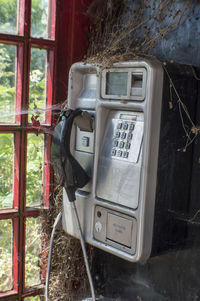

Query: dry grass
[86,0,193,66]
[41,185,93,301]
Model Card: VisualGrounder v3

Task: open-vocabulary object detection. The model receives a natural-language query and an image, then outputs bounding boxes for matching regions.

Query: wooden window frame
[0,0,92,299]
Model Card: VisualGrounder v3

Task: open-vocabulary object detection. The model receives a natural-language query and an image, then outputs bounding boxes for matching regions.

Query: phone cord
[72,201,96,301]
[45,206,96,301]
[45,211,62,301]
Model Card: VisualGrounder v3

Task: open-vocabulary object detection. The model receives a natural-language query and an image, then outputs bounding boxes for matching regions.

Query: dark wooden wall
[92,1,200,300]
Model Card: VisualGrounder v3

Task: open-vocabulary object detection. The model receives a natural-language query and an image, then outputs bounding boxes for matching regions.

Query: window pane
[29,48,47,124]
[0,219,13,292]
[0,0,18,35]
[31,0,52,39]
[25,217,41,287]
[0,134,14,208]
[0,44,16,123]
[24,297,40,301]
[26,134,44,207]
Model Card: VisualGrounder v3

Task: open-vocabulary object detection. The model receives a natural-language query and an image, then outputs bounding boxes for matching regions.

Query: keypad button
[111,149,116,156]
[119,141,124,148]
[115,131,120,138]
[117,122,122,129]
[121,132,126,139]
[123,151,129,158]
[113,140,118,147]
[123,123,128,130]
[127,132,133,140]
[129,123,135,130]
[117,150,122,157]
[125,142,131,149]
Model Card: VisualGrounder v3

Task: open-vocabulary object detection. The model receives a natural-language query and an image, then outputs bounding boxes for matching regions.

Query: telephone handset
[51,108,93,202]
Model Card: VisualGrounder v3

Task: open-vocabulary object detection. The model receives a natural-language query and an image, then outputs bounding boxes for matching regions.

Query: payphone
[54,60,194,263]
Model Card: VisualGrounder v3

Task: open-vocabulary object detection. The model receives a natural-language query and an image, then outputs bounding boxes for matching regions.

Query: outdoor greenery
[29,48,46,123]
[0,0,17,34]
[0,44,15,123]
[24,296,40,301]
[31,0,48,38]
[0,134,13,208]
[25,218,41,287]
[0,0,49,295]
[0,220,12,291]
[26,134,44,207]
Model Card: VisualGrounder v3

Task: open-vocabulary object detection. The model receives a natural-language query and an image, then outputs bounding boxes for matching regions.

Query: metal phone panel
[63,60,164,262]
[68,63,99,110]
[96,110,143,209]
[72,111,95,193]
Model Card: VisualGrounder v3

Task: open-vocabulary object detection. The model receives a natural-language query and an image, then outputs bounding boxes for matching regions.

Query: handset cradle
[51,108,93,202]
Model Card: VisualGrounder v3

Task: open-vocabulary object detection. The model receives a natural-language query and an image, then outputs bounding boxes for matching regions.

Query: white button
[95,221,102,233]
[117,123,122,129]
[130,123,135,130]
[119,141,125,148]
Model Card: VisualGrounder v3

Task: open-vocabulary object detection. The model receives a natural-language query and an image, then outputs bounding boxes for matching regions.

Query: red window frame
[0,0,92,300]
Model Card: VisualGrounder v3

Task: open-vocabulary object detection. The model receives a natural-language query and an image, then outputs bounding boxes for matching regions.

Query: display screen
[106,72,128,95]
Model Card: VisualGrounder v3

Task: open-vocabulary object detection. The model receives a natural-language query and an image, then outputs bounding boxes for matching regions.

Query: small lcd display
[106,72,128,95]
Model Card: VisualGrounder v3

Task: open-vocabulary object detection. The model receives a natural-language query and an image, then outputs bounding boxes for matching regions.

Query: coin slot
[131,74,143,88]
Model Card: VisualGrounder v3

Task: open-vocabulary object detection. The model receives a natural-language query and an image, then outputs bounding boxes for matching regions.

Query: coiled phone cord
[45,205,96,301]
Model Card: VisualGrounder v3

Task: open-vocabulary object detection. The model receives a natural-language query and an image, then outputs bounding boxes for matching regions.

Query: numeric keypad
[111,120,135,160]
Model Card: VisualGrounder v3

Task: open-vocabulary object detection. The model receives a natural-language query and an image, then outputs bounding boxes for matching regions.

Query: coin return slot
[106,213,133,248]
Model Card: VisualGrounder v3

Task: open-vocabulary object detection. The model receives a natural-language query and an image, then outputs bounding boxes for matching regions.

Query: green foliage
[0,0,49,294]
[25,218,41,287]
[0,0,17,34]
[31,0,48,38]
[29,48,46,123]
[0,220,12,292]
[0,134,13,208]
[26,134,44,207]
[0,45,15,86]
[0,0,48,37]
[24,297,40,301]
[0,44,15,123]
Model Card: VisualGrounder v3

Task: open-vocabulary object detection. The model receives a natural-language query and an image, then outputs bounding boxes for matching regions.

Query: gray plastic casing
[62,60,164,262]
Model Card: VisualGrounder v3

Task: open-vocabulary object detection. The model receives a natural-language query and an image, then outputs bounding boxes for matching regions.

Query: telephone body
[62,60,194,262]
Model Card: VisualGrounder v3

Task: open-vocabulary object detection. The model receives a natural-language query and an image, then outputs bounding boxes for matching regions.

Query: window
[0,0,56,299]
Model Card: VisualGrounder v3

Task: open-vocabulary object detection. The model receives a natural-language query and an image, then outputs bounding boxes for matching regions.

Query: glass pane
[0,134,14,208]
[106,72,128,95]
[0,44,16,123]
[0,219,13,292]
[24,297,40,301]
[25,217,41,287]
[29,48,47,124]
[31,0,51,39]
[26,134,44,207]
[0,0,18,35]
